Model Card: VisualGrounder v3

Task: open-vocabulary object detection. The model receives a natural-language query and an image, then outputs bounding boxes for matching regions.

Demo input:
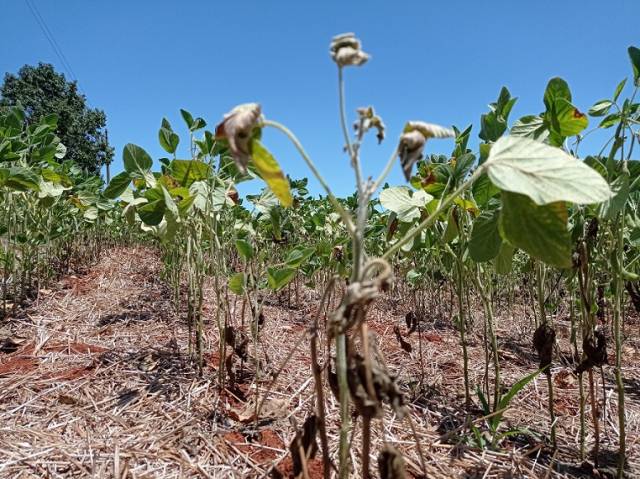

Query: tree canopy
[0,62,113,175]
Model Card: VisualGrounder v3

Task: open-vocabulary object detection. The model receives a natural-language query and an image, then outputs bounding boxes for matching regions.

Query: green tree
[0,62,113,175]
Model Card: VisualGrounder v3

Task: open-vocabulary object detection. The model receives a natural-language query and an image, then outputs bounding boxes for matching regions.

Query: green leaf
[510,115,548,141]
[180,109,194,129]
[494,242,515,275]
[589,100,613,117]
[159,127,180,154]
[123,143,153,174]
[492,369,542,430]
[267,267,296,291]
[442,207,459,243]
[286,246,315,268]
[629,46,640,86]
[485,136,612,205]
[235,239,254,260]
[170,159,211,187]
[544,77,572,110]
[499,192,571,269]
[229,272,247,295]
[613,78,627,102]
[103,171,132,199]
[472,173,500,207]
[553,98,588,137]
[379,186,431,222]
[598,173,629,219]
[83,206,99,221]
[0,167,40,191]
[137,199,165,226]
[250,139,293,207]
[469,208,502,262]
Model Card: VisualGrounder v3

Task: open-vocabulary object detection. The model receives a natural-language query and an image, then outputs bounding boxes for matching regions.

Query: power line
[24,0,78,83]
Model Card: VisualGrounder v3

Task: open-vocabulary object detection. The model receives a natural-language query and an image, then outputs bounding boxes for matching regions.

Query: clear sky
[1,1,639,197]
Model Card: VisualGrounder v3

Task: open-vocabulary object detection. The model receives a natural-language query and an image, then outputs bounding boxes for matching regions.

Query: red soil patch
[223,428,284,465]
[275,457,325,478]
[0,356,39,376]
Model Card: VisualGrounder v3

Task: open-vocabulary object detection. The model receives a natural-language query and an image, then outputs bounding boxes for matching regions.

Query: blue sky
[1,1,639,197]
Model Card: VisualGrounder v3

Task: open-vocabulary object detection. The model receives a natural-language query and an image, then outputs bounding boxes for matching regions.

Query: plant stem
[261,119,356,237]
[613,214,627,477]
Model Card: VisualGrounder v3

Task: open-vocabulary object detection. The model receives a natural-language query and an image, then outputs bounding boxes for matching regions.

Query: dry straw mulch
[1,247,639,478]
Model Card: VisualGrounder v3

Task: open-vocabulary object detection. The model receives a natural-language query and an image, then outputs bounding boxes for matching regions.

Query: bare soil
[1,247,639,478]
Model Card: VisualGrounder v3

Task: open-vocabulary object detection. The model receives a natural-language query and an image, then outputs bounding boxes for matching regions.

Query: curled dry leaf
[576,327,608,374]
[533,323,555,374]
[398,121,455,181]
[330,32,370,67]
[229,397,289,424]
[355,106,386,143]
[215,103,262,174]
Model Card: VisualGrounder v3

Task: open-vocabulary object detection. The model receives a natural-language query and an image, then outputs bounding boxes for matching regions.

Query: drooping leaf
[250,139,292,207]
[485,136,612,205]
[267,267,297,291]
[494,242,515,275]
[137,199,165,226]
[469,208,503,262]
[499,192,572,269]
[286,246,315,268]
[229,272,247,295]
[235,239,254,260]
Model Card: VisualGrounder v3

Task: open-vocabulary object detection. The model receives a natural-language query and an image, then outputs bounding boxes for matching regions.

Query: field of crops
[2,33,640,478]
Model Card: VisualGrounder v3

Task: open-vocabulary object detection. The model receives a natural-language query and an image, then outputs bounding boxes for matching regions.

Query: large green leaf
[123,144,153,174]
[267,267,296,291]
[494,242,515,275]
[137,199,165,226]
[103,171,132,199]
[250,139,292,207]
[0,167,40,192]
[499,192,571,269]
[170,159,211,187]
[469,208,502,262]
[379,186,431,222]
[286,246,315,268]
[485,136,612,205]
[553,98,588,137]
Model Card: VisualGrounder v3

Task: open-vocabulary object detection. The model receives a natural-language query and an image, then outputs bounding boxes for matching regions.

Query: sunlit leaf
[250,139,292,207]
[485,136,612,205]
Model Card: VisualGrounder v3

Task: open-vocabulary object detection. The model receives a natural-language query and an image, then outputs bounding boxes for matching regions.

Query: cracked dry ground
[1,246,640,478]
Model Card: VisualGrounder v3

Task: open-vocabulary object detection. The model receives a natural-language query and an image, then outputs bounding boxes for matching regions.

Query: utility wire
[24,0,79,83]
